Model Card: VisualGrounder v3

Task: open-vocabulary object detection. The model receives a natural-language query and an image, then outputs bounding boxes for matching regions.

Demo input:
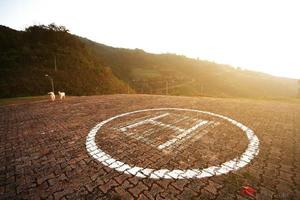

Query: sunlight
[1,2,300,199]
[1,0,299,78]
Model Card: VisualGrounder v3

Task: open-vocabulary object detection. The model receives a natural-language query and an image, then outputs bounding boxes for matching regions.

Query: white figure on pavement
[58,91,66,100]
[48,92,55,101]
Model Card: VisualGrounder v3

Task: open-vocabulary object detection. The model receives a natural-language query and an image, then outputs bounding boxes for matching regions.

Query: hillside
[0,24,129,98]
[0,24,298,98]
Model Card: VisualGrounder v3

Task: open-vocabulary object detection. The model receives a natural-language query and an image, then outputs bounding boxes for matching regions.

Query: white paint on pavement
[120,112,213,150]
[86,108,260,179]
[120,113,169,132]
[157,120,209,150]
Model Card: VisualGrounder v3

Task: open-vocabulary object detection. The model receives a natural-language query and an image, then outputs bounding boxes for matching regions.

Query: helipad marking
[119,112,213,149]
[86,108,260,179]
[120,113,170,132]
[133,115,191,143]
[157,119,209,150]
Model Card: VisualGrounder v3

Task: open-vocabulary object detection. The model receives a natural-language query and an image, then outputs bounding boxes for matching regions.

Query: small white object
[48,92,55,101]
[58,91,66,100]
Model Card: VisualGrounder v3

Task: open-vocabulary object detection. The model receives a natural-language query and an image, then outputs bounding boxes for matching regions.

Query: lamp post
[298,80,300,98]
[127,82,130,94]
[132,79,137,94]
[45,74,54,93]
[165,80,168,95]
[54,55,57,71]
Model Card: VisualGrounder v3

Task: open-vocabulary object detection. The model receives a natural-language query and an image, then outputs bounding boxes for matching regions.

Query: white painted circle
[86,108,259,179]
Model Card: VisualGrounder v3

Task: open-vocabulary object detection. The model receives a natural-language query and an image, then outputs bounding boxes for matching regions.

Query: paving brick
[113,186,133,200]
[0,95,299,199]
[98,179,119,194]
[128,181,148,198]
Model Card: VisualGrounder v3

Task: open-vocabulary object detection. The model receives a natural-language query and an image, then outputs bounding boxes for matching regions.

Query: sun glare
[1,0,300,78]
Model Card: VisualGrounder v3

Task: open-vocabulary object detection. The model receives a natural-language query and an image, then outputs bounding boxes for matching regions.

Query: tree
[48,23,69,32]
[25,23,69,33]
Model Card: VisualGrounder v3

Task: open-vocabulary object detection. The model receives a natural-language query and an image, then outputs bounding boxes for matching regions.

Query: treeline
[0,24,298,98]
[0,24,129,97]
[82,37,298,98]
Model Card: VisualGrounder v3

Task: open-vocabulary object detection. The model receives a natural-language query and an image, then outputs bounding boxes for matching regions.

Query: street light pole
[45,74,55,93]
[127,82,130,94]
[298,80,300,98]
[54,55,57,72]
[166,80,168,95]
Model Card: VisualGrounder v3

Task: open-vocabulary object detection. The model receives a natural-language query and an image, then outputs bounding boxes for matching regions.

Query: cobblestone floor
[0,95,299,199]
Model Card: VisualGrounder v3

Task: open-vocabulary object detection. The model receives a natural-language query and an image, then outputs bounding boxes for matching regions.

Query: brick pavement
[0,95,299,199]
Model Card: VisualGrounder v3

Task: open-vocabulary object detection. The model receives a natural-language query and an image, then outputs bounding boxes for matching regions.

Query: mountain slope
[82,37,298,98]
[0,24,298,98]
[0,24,129,97]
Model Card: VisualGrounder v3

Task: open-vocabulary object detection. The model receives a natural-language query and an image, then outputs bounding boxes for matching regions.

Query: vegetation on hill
[0,24,129,98]
[0,24,298,98]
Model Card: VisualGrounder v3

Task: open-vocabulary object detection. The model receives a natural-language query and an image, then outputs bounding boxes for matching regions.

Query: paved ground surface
[0,94,299,199]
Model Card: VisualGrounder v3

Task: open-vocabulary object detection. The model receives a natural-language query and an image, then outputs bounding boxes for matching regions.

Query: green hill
[0,24,298,98]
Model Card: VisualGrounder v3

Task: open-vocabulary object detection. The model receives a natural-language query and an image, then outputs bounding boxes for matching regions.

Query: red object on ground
[241,186,256,197]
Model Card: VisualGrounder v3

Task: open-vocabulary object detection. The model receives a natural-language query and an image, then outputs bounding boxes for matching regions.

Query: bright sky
[1,0,300,79]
